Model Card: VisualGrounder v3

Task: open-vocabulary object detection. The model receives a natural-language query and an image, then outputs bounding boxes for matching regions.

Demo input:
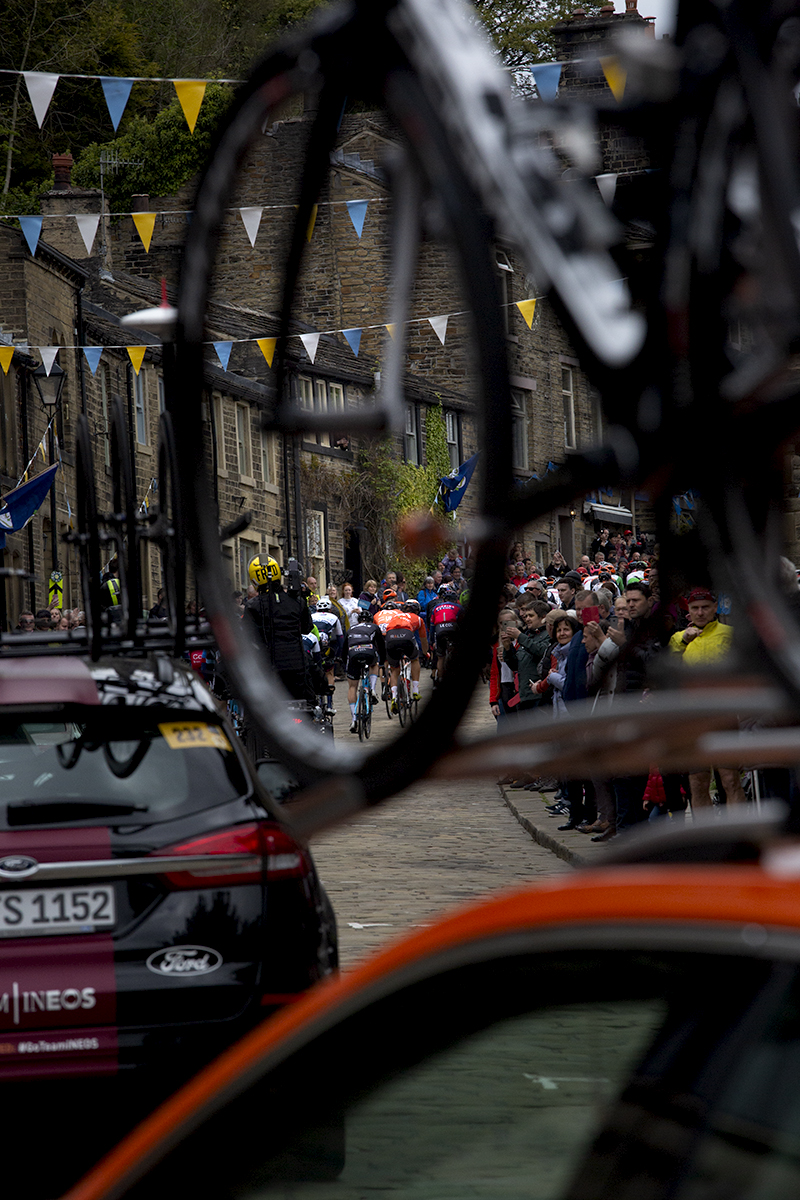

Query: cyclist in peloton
[311,596,343,709]
[374,597,429,713]
[429,584,463,686]
[342,611,385,733]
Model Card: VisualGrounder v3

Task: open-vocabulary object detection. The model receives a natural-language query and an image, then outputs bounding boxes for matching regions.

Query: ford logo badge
[146,945,222,977]
[0,855,39,879]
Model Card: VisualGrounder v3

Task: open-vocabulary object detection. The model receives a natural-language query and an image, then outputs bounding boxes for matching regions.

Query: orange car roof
[64,863,800,1200]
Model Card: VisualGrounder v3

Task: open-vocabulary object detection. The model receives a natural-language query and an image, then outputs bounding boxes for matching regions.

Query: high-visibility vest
[103,577,121,606]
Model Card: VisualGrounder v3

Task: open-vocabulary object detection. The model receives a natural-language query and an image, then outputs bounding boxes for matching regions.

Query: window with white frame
[444,409,461,471]
[236,403,252,478]
[261,427,274,486]
[305,509,327,592]
[299,377,314,412]
[404,403,420,465]
[299,377,347,449]
[510,388,528,471]
[214,395,226,474]
[238,535,260,591]
[134,370,147,445]
[562,367,576,450]
[496,250,514,334]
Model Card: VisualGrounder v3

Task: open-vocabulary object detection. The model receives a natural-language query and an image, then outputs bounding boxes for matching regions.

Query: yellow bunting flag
[39,440,46,462]
[132,212,156,252]
[599,55,626,102]
[128,346,146,375]
[257,338,277,368]
[0,346,13,375]
[385,324,396,340]
[173,80,207,134]
[516,299,537,329]
[306,204,318,242]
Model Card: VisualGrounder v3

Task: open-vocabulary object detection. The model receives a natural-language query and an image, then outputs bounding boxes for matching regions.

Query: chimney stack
[52,152,74,191]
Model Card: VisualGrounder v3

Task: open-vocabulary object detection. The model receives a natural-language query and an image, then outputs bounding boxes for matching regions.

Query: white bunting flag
[75,213,100,255]
[595,173,618,206]
[300,333,320,364]
[39,347,60,376]
[428,316,448,345]
[24,72,59,127]
[239,207,263,248]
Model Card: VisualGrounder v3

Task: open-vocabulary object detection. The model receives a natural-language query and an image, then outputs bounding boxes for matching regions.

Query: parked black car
[0,654,337,1086]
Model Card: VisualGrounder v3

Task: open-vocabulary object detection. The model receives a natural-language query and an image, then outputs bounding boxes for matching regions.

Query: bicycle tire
[357,687,366,743]
[364,691,372,740]
[156,412,187,653]
[396,678,407,728]
[108,395,140,639]
[73,415,103,661]
[173,1,512,805]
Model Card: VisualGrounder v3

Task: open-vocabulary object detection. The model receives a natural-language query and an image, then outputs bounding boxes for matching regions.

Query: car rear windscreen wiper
[7,800,150,826]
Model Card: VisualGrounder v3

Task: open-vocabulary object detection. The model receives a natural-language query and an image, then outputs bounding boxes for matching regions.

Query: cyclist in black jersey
[342,613,385,733]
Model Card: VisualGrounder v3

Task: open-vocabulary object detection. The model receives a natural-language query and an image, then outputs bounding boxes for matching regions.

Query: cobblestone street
[310,675,569,966]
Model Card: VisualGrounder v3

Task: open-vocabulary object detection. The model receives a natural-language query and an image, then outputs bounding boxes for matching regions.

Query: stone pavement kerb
[499,784,610,867]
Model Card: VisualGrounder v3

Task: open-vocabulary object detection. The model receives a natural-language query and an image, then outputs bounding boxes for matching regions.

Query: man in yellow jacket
[670,588,744,807]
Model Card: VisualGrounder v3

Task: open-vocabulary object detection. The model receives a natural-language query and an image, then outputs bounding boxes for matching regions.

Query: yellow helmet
[248,555,281,586]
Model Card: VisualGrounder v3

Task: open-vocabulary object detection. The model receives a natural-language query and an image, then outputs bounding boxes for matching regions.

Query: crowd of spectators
[490,532,755,843]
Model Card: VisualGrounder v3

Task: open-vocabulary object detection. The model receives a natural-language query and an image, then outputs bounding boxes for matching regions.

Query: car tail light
[153,822,308,889]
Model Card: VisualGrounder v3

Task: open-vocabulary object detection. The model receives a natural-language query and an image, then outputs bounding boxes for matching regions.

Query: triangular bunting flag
[428,316,448,345]
[100,77,134,131]
[39,347,59,376]
[306,204,318,242]
[599,55,626,102]
[173,80,207,133]
[257,338,277,368]
[530,62,562,101]
[516,299,536,328]
[240,207,263,247]
[132,212,156,252]
[0,347,14,375]
[19,216,42,257]
[385,324,396,340]
[39,439,47,462]
[595,173,617,206]
[342,328,362,356]
[82,347,103,376]
[300,333,320,363]
[75,213,100,255]
[345,199,368,238]
[214,341,232,370]
[24,72,59,127]
[127,346,146,375]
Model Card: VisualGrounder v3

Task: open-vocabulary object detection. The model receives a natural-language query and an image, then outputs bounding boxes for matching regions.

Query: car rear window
[0,718,249,827]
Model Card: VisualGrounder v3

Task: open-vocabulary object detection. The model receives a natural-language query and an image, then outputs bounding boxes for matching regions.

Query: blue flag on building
[439,453,479,513]
[0,463,59,549]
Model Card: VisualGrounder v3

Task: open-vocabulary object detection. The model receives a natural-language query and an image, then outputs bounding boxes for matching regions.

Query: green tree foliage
[0,0,155,211]
[72,84,233,210]
[474,0,606,67]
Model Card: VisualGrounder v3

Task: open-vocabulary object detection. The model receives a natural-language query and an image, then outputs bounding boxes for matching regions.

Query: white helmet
[315,597,332,611]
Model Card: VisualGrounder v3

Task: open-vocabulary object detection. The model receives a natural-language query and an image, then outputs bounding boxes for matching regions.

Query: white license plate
[0,886,115,937]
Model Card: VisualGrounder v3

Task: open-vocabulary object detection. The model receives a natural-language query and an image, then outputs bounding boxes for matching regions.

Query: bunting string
[14,414,57,488]
[0,298,542,375]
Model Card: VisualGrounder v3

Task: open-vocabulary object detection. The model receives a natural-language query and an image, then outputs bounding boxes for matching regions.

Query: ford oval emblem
[146,945,222,977]
[0,855,39,879]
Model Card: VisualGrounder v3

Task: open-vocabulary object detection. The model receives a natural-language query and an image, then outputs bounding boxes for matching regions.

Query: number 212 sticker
[158,723,232,751]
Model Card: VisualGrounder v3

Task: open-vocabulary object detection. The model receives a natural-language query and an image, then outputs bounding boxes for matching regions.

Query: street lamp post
[32,362,65,606]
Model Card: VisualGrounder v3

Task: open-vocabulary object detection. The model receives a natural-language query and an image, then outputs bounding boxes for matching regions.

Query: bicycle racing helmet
[248,555,281,586]
[315,596,332,611]
[402,599,421,613]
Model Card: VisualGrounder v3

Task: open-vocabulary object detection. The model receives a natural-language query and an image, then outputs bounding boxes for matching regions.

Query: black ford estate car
[0,654,337,1085]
